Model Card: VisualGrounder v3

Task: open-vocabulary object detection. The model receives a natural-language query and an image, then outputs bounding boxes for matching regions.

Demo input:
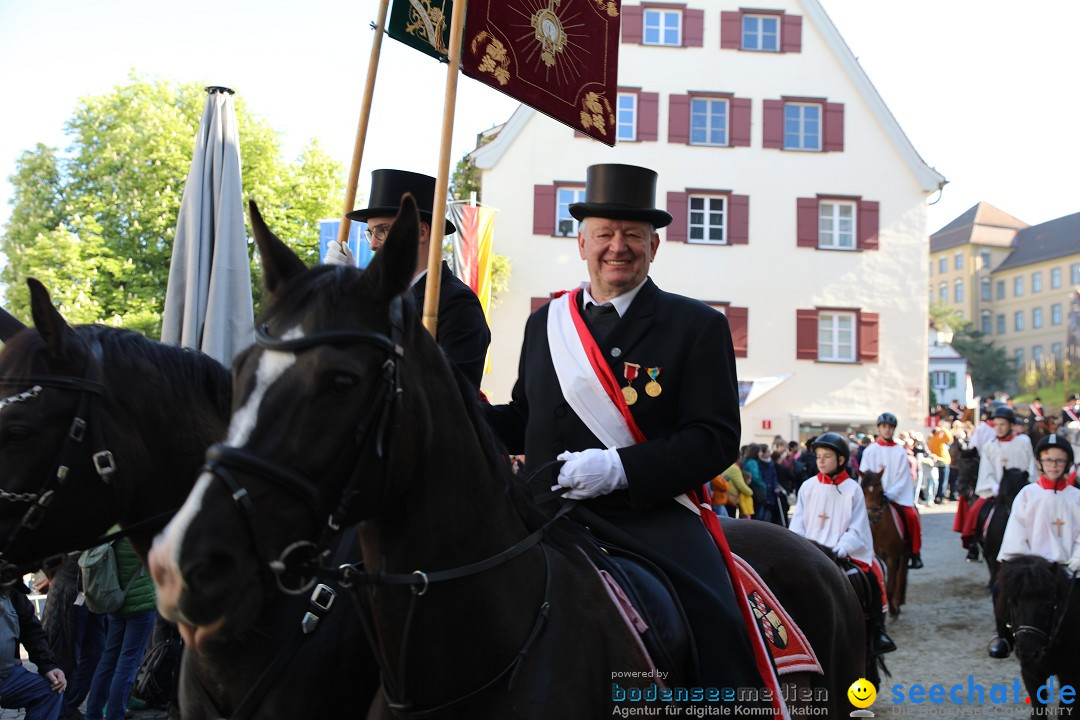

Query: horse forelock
[998,555,1061,600]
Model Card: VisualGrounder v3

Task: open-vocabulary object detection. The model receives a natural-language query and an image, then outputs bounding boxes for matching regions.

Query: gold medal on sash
[622,362,640,406]
[645,366,662,397]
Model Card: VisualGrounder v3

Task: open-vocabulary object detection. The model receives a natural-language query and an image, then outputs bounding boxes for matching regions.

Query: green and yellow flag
[387,0,454,62]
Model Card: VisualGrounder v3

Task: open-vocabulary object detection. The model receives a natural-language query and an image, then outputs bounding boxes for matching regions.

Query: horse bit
[0,339,117,584]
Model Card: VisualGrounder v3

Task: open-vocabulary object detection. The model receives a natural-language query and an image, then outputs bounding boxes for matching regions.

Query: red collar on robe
[997,433,1015,443]
[816,470,850,485]
[1038,476,1069,491]
[876,437,896,447]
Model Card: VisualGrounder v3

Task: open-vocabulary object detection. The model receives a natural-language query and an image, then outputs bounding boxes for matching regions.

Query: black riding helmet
[876,412,898,427]
[1035,434,1074,467]
[990,405,1016,424]
[811,432,850,467]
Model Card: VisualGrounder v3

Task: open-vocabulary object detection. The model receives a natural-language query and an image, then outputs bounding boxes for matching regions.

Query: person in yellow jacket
[711,462,754,518]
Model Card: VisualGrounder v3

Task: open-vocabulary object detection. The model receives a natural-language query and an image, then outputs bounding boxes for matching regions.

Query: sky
[0,0,1077,237]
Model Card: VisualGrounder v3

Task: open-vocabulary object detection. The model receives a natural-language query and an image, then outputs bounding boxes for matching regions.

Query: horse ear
[365,194,420,302]
[248,200,307,296]
[27,278,72,356]
[0,306,26,342]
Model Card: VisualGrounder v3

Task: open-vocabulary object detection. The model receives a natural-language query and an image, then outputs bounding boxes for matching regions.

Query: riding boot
[908,552,924,569]
[987,636,1011,659]
[866,567,896,654]
[874,625,897,654]
[966,545,980,562]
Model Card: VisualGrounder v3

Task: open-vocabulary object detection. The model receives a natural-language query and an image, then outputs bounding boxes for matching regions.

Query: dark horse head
[996,555,1074,666]
[149,195,475,647]
[0,280,230,570]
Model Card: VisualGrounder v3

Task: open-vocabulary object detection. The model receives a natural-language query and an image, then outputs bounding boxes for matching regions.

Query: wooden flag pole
[336,0,391,249]
[421,0,467,337]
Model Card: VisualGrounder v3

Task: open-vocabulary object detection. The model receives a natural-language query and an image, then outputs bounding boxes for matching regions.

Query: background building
[471,0,944,443]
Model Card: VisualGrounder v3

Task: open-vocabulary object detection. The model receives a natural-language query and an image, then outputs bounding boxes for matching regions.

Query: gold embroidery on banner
[579,92,614,137]
[594,0,619,17]
[531,6,568,68]
[405,0,448,54]
[471,31,512,85]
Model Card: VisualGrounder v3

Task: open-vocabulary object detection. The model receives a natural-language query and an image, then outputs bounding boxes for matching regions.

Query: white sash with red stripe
[545,289,790,718]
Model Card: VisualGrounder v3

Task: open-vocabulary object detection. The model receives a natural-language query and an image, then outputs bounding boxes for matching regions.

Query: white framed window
[687,195,727,244]
[1073,263,1080,285]
[931,370,953,389]
[818,311,856,362]
[954,252,963,270]
[939,257,947,274]
[783,102,821,151]
[1014,311,1024,331]
[1052,267,1062,289]
[555,186,586,236]
[1014,348,1024,367]
[954,278,963,303]
[1033,306,1043,329]
[996,314,1005,334]
[1014,276,1024,297]
[996,280,1005,299]
[938,282,947,302]
[643,8,681,46]
[742,14,779,51]
[1052,303,1062,325]
[1053,342,1063,359]
[690,98,729,146]
[1033,345,1044,365]
[616,93,637,141]
[1032,271,1043,293]
[980,277,991,301]
[980,251,991,269]
[980,310,992,335]
[818,201,856,250]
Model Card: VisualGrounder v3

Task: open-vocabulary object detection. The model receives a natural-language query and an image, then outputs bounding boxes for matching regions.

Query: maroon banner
[462,0,622,146]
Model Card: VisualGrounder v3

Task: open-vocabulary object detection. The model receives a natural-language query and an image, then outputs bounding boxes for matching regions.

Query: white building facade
[472,0,944,443]
[928,328,973,407]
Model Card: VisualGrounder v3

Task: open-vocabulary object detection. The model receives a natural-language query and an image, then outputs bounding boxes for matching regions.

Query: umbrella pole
[421,0,467,338]
[336,0,391,249]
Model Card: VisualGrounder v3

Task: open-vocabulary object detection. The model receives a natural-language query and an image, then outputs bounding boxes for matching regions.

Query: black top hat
[568,164,672,228]
[346,169,456,235]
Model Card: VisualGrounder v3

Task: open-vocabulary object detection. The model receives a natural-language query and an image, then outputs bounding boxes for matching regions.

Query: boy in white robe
[790,432,895,654]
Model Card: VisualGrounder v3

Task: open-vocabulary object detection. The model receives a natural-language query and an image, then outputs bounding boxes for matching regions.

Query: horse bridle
[0,339,118,585]
[1009,572,1076,661]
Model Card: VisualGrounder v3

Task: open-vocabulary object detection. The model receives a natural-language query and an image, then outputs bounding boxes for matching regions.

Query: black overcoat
[413,261,490,392]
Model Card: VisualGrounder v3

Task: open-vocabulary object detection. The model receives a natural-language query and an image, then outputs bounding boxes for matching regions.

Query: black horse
[150,197,865,718]
[978,468,1031,583]
[995,556,1080,713]
[0,279,373,720]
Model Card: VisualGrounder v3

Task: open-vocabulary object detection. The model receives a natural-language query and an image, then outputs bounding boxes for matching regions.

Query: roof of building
[992,212,1080,273]
[470,0,946,193]
[929,202,1028,253]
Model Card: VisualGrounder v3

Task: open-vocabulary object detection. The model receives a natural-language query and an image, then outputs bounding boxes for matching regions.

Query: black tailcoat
[486,278,763,690]
[413,261,490,391]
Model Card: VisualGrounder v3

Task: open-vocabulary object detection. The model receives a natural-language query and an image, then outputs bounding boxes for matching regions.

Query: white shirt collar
[410,268,428,288]
[582,277,648,318]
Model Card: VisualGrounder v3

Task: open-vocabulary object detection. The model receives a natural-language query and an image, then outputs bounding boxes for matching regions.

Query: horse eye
[0,425,32,443]
[331,374,359,393]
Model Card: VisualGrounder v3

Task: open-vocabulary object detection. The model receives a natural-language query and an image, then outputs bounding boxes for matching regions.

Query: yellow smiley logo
[847,678,877,709]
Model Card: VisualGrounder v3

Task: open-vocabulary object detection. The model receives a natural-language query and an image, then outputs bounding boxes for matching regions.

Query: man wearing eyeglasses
[325,169,490,391]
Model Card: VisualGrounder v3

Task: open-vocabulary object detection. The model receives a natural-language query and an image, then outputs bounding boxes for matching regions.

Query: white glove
[324,240,355,266]
[833,546,849,560]
[551,448,627,500]
[1068,556,1080,574]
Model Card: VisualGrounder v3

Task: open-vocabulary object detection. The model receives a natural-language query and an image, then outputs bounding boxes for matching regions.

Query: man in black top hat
[1063,393,1080,426]
[326,169,490,391]
[484,164,770,700]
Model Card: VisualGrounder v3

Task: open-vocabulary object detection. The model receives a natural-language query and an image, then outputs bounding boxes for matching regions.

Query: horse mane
[81,324,232,417]
[997,554,1061,599]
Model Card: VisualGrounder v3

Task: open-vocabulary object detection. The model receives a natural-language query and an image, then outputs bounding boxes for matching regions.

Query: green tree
[2,75,344,336]
[928,301,1013,395]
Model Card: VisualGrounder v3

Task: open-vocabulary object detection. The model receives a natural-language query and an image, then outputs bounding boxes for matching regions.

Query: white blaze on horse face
[149,326,305,602]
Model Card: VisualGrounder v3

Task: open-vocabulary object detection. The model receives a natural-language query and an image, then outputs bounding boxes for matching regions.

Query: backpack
[133,631,183,708]
[78,541,142,614]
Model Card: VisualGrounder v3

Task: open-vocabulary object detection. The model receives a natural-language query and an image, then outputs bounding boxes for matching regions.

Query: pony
[150,197,865,718]
[0,279,373,720]
[859,468,907,616]
[978,467,1030,583]
[1027,417,1061,447]
[995,556,1080,712]
[952,447,982,557]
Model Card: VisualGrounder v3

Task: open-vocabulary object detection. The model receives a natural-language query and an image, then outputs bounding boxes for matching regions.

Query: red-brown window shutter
[720,11,742,49]
[668,94,690,144]
[762,99,784,149]
[638,92,659,141]
[684,8,705,47]
[796,309,819,360]
[857,200,880,251]
[781,14,802,52]
[796,198,819,247]
[824,102,845,152]
[728,194,750,244]
[666,191,688,242]
[533,185,556,236]
[622,5,643,44]
[858,311,880,362]
[727,306,748,358]
[730,97,752,147]
[531,296,553,313]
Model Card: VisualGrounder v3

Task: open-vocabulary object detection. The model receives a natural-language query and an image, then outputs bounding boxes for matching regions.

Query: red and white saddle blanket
[549,290,791,718]
[890,504,906,541]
